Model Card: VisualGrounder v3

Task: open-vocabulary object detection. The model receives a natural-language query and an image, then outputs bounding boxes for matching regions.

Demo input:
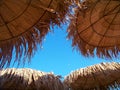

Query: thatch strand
[64,62,120,90]
[67,0,120,59]
[0,68,65,90]
[0,0,71,68]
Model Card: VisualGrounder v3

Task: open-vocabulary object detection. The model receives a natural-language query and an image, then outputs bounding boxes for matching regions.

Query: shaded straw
[67,0,120,59]
[0,0,71,68]
[0,68,65,90]
[64,62,120,90]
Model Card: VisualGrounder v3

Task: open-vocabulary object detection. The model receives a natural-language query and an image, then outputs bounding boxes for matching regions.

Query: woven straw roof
[0,68,65,90]
[64,62,120,90]
[0,0,70,68]
[0,62,120,90]
[67,0,120,58]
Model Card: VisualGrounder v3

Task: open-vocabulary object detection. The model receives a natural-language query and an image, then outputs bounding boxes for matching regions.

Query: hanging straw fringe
[67,0,120,59]
[0,0,71,68]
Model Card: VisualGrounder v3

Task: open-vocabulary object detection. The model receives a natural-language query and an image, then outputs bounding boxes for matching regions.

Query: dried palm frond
[67,0,120,59]
[0,0,71,68]
[64,62,120,90]
[0,68,65,90]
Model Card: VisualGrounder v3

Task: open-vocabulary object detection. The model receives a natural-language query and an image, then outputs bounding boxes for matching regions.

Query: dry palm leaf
[64,62,120,90]
[68,0,120,59]
[0,0,70,68]
[0,68,65,90]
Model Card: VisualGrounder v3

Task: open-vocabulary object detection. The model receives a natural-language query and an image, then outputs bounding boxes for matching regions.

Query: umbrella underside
[68,0,120,58]
[0,0,69,68]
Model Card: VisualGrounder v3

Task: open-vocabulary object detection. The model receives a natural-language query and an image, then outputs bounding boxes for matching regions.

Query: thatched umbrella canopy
[64,62,120,90]
[0,68,65,90]
[67,0,120,58]
[0,0,70,68]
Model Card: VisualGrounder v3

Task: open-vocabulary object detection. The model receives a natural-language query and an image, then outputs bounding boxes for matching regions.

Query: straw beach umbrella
[67,0,120,58]
[0,68,65,90]
[64,62,120,90]
[0,0,70,68]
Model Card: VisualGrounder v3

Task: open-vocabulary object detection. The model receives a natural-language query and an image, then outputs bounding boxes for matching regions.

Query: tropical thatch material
[0,0,71,68]
[0,68,65,90]
[64,62,120,90]
[67,0,120,59]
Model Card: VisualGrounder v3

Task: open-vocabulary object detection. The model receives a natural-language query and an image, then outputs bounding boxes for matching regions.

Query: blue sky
[10,24,120,77]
